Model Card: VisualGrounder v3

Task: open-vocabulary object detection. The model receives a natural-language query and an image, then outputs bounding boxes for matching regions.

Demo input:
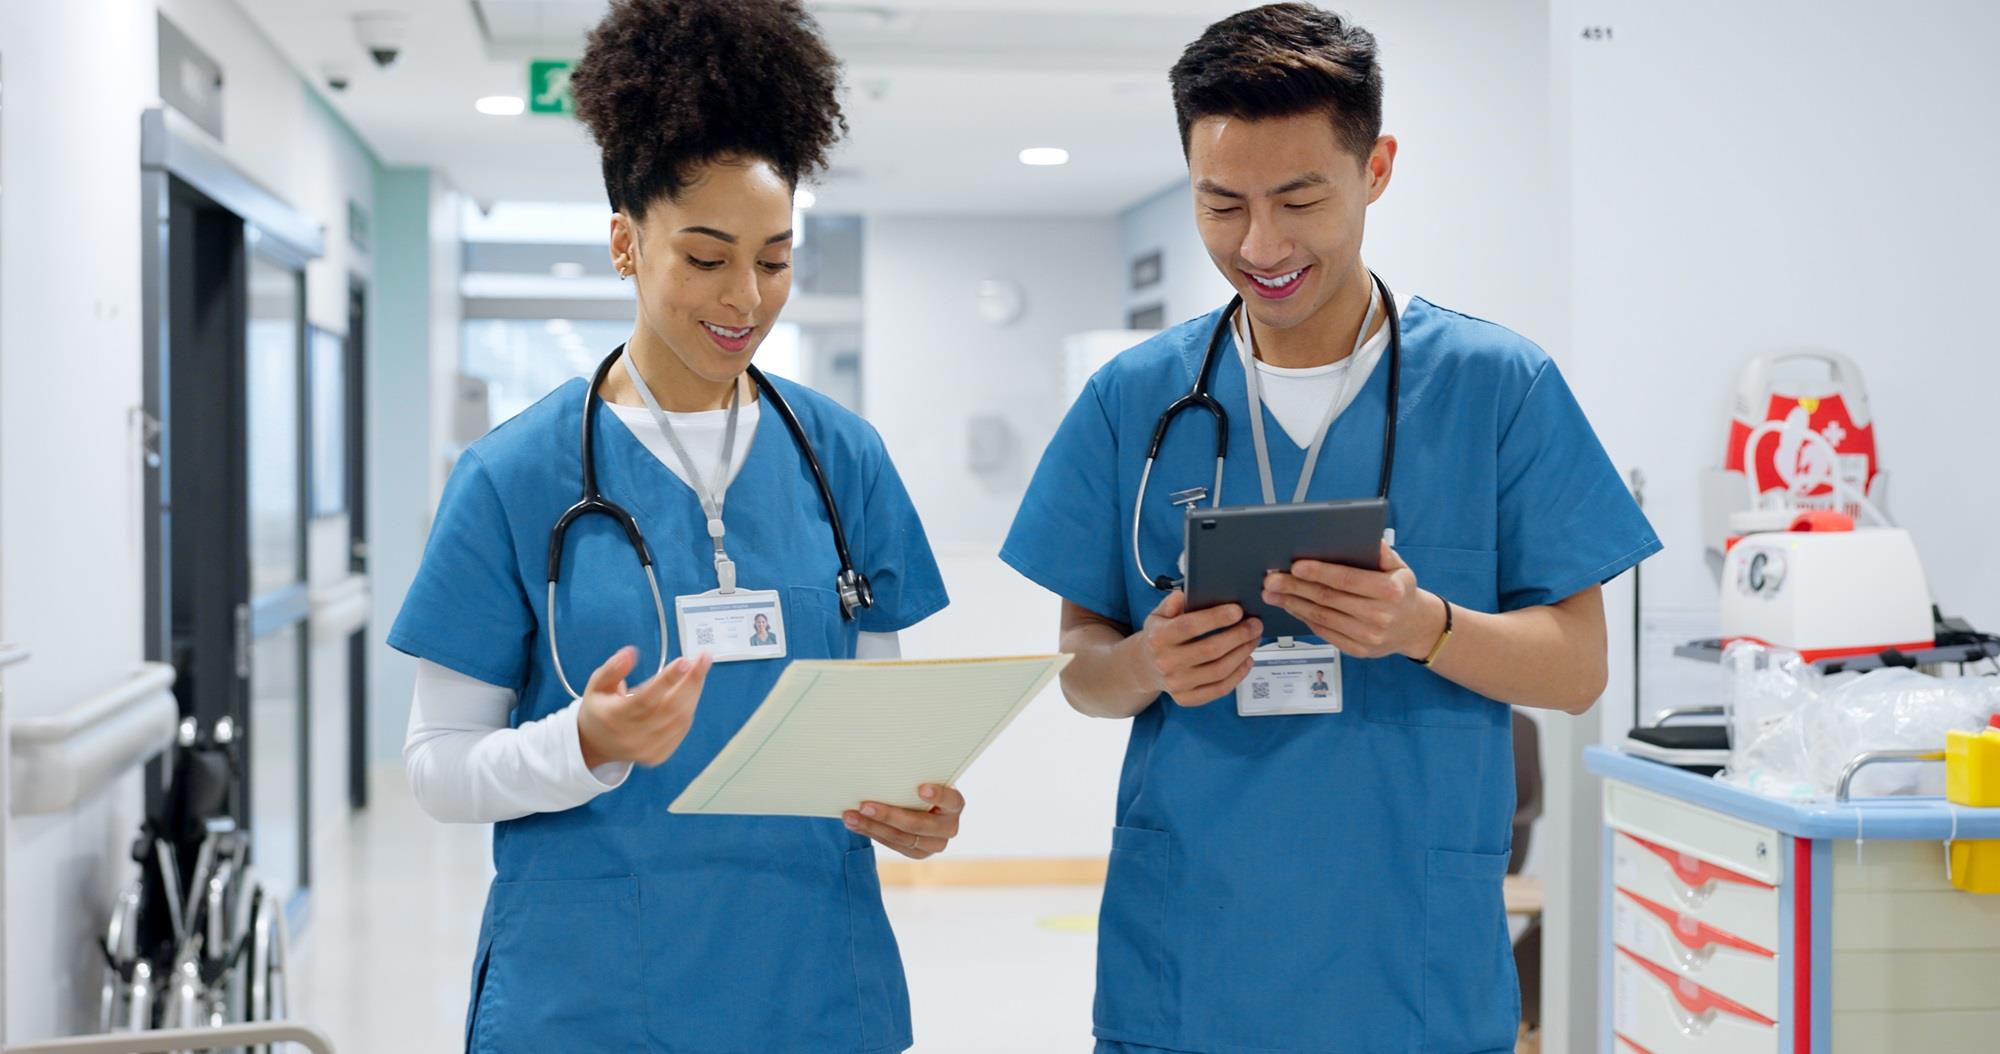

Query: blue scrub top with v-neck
[1002,296,1659,1054]
[390,373,948,1053]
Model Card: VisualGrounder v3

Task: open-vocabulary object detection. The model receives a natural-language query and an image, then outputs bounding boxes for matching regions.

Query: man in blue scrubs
[1001,5,1660,1051]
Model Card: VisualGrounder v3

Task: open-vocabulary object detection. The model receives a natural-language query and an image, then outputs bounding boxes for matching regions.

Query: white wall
[1362,0,1564,352]
[1564,0,2000,729]
[0,2,158,1037]
[1118,179,1236,330]
[366,169,461,764]
[864,216,1123,551]
[1544,4,2000,1049]
[2,0,387,1036]
[861,215,1132,858]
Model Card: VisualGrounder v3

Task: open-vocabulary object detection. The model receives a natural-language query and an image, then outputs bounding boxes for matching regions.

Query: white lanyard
[621,354,744,592]
[1242,288,1380,505]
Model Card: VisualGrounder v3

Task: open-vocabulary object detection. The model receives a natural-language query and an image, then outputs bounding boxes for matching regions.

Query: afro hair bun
[570,0,847,216]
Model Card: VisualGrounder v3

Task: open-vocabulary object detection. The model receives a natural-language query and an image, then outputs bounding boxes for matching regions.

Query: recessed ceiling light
[1019,147,1069,167]
[795,188,817,209]
[476,95,525,116]
[549,262,585,279]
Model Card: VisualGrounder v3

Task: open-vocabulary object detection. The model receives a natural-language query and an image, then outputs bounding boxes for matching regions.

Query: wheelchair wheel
[243,881,292,1052]
[98,880,148,1032]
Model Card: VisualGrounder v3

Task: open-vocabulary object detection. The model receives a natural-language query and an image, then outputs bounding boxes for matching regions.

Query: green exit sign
[529,59,574,115]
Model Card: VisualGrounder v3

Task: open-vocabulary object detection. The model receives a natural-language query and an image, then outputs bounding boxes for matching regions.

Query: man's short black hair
[1169,3,1383,162]
[569,0,847,218]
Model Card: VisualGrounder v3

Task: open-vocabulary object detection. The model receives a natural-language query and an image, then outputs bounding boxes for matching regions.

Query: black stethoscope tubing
[543,346,874,697]
[1137,270,1403,590]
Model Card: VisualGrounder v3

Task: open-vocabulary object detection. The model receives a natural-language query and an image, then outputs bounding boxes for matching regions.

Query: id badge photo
[675,589,787,664]
[1237,641,1344,716]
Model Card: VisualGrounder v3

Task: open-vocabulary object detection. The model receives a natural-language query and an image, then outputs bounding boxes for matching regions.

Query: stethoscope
[1133,270,1403,591]
[544,345,874,699]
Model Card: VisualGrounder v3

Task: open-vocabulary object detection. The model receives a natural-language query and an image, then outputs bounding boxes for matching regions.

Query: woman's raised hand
[577,646,712,768]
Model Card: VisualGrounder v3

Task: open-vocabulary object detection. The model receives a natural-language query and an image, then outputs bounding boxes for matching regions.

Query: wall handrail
[10,664,178,817]
[308,574,367,610]
[308,574,371,642]
[11,666,175,745]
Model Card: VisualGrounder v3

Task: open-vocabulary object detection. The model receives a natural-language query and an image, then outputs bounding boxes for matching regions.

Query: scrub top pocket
[844,847,911,1050]
[788,584,856,661]
[1422,848,1518,1052]
[1093,826,1176,1039]
[472,875,645,1053]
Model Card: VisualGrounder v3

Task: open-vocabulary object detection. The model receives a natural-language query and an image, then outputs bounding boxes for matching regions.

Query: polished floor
[290,770,1101,1052]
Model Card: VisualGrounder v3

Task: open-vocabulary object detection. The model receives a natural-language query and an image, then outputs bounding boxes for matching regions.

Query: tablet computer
[1183,498,1387,639]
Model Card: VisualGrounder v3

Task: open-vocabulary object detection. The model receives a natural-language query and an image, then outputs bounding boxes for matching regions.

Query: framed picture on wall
[1128,303,1166,330]
[1130,250,1163,291]
[307,325,347,518]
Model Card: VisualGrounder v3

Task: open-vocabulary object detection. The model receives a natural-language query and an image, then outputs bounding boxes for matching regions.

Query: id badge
[674,589,787,664]
[1237,642,1344,716]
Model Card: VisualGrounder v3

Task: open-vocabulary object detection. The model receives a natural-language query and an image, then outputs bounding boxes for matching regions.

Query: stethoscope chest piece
[837,567,873,620]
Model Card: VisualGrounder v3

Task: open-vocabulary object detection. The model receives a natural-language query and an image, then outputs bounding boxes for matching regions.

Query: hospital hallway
[7,1,2000,1052]
[290,769,1101,1053]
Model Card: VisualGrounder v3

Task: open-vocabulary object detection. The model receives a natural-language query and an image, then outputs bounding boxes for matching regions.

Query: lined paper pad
[668,654,1071,818]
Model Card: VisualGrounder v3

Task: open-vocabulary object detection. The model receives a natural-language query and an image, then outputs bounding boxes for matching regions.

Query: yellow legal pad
[668,654,1072,818]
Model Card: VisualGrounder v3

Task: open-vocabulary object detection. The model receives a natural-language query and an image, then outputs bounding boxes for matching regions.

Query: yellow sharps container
[1946,714,2000,893]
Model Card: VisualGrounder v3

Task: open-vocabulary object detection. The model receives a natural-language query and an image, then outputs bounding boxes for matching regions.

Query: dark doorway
[146,176,315,917]
[346,277,369,811]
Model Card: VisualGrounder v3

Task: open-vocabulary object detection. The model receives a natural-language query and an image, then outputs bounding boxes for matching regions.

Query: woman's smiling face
[614,155,797,386]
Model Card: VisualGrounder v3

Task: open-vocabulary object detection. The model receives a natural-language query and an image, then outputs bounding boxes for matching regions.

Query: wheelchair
[98,713,291,1048]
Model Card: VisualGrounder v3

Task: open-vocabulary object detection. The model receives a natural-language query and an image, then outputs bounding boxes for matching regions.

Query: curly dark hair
[1170,3,1381,162]
[569,0,847,217]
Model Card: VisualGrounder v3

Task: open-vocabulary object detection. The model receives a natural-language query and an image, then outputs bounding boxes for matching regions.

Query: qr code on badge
[1250,681,1270,701]
[694,626,717,646]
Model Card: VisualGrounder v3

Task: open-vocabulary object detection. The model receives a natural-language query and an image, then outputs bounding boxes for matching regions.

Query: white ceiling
[233,0,1248,215]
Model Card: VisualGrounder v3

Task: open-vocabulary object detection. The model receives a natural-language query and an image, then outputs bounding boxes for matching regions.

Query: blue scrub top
[1002,298,1659,1054]
[390,373,947,1053]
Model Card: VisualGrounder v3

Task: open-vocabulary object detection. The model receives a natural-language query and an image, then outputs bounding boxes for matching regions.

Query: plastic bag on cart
[1722,641,2000,799]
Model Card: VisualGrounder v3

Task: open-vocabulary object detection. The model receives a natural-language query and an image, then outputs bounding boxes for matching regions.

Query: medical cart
[1587,746,2000,1052]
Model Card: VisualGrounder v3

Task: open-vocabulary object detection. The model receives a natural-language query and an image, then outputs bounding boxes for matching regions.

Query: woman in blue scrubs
[390,3,956,1050]
[1003,6,1659,1052]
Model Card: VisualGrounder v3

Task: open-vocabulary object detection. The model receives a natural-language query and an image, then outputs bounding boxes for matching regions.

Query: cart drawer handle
[1625,831,1773,894]
[1619,886,1776,961]
[1619,946,1777,1028]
